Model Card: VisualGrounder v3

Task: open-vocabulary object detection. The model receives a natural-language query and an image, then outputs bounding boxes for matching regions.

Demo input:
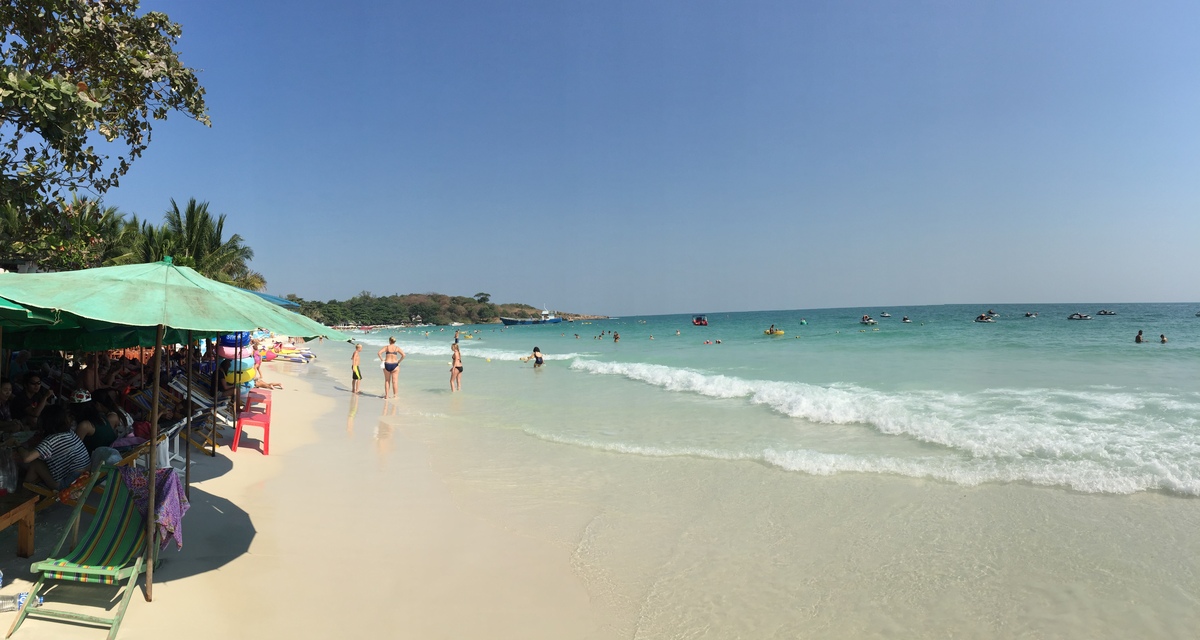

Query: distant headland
[285,291,606,327]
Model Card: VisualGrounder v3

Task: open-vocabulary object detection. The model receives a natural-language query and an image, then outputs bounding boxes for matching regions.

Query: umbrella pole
[185,331,192,498]
[210,339,217,456]
[145,324,165,602]
[234,334,243,449]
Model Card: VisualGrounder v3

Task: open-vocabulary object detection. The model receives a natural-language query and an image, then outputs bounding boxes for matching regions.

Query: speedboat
[860,315,877,325]
[974,315,994,323]
[1068,313,1091,320]
[902,316,912,323]
[986,310,998,317]
[880,312,891,318]
[1097,310,1116,316]
[692,315,708,326]
[1025,312,1037,318]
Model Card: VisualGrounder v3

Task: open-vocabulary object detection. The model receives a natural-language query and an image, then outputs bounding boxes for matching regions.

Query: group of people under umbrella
[0,258,343,610]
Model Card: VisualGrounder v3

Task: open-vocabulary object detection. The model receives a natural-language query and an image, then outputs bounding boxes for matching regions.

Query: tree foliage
[0,0,209,210]
[0,195,132,270]
[118,198,265,290]
[290,292,549,327]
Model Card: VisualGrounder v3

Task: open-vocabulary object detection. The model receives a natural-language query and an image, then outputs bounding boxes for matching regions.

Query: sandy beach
[4,340,1200,639]
[0,358,616,640]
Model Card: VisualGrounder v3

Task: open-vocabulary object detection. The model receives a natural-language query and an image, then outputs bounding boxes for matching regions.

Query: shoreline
[4,341,1200,637]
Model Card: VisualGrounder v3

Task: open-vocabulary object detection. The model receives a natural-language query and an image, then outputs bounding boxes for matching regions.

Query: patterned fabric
[56,471,92,504]
[119,467,189,550]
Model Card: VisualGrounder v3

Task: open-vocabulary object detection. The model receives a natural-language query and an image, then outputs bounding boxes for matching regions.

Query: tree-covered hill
[286,291,600,326]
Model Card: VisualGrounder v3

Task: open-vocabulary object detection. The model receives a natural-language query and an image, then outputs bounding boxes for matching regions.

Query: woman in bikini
[377,337,406,399]
[450,343,463,392]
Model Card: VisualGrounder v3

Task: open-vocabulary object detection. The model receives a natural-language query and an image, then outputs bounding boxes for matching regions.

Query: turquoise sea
[345,303,1199,496]
[305,302,1200,637]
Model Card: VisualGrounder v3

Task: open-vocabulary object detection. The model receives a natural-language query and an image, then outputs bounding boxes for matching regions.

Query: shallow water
[307,303,1200,637]
[347,303,1200,496]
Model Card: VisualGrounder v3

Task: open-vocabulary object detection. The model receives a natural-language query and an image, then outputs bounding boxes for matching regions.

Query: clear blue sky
[107,0,1200,315]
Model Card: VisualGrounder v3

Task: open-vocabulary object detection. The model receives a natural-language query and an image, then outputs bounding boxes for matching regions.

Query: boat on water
[986,310,999,317]
[880,312,891,318]
[1068,313,1092,320]
[1097,310,1116,316]
[860,315,877,325]
[693,315,708,326]
[764,329,785,336]
[500,309,562,326]
[902,316,912,323]
[1025,312,1038,318]
[974,314,995,323]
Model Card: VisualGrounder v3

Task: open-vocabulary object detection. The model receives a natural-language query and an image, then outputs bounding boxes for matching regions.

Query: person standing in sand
[450,343,463,392]
[351,344,363,394]
[378,337,405,399]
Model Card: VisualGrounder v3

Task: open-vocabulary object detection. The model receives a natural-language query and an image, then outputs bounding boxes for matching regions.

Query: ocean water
[347,303,1200,496]
[310,302,1200,637]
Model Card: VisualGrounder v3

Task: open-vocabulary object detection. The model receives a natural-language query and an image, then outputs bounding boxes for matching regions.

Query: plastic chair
[231,408,270,455]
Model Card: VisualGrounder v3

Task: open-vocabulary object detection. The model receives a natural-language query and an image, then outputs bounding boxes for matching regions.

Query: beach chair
[131,412,207,476]
[167,375,234,426]
[6,465,148,640]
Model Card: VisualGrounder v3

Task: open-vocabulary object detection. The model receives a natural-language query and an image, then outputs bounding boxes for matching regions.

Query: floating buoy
[219,333,251,348]
[225,368,257,385]
[217,344,251,360]
[228,356,256,372]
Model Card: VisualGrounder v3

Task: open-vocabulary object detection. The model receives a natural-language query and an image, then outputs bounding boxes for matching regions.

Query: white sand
[0,364,616,639]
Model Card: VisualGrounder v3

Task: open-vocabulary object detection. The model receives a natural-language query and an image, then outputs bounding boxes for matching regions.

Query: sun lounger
[7,466,149,640]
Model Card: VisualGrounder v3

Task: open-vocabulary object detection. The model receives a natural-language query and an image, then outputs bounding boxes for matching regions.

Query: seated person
[0,379,24,433]
[12,371,54,424]
[19,404,91,489]
[69,389,118,452]
[213,359,235,401]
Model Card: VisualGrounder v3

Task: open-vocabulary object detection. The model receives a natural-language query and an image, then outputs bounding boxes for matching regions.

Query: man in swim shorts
[351,344,363,394]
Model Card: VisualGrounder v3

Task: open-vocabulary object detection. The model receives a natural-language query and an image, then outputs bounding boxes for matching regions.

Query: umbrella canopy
[241,289,300,308]
[0,258,347,341]
[0,296,70,329]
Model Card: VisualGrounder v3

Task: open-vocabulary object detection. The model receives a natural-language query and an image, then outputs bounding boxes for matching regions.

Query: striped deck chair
[126,388,176,417]
[6,465,148,640]
[167,375,234,426]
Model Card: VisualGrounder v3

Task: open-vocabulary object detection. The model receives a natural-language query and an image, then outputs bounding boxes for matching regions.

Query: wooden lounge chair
[7,465,149,640]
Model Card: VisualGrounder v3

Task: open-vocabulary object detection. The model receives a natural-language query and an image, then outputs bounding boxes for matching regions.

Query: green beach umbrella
[0,258,344,600]
[0,258,347,340]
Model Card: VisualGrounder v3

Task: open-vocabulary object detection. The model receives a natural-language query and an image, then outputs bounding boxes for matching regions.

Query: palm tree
[161,198,266,290]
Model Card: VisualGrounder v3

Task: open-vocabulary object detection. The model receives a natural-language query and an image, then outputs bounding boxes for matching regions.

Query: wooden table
[0,495,38,557]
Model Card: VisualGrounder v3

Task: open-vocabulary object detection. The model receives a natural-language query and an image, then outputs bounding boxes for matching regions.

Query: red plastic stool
[232,409,271,455]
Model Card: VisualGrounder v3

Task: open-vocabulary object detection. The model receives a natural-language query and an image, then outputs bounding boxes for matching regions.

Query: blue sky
[107,1,1200,315]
